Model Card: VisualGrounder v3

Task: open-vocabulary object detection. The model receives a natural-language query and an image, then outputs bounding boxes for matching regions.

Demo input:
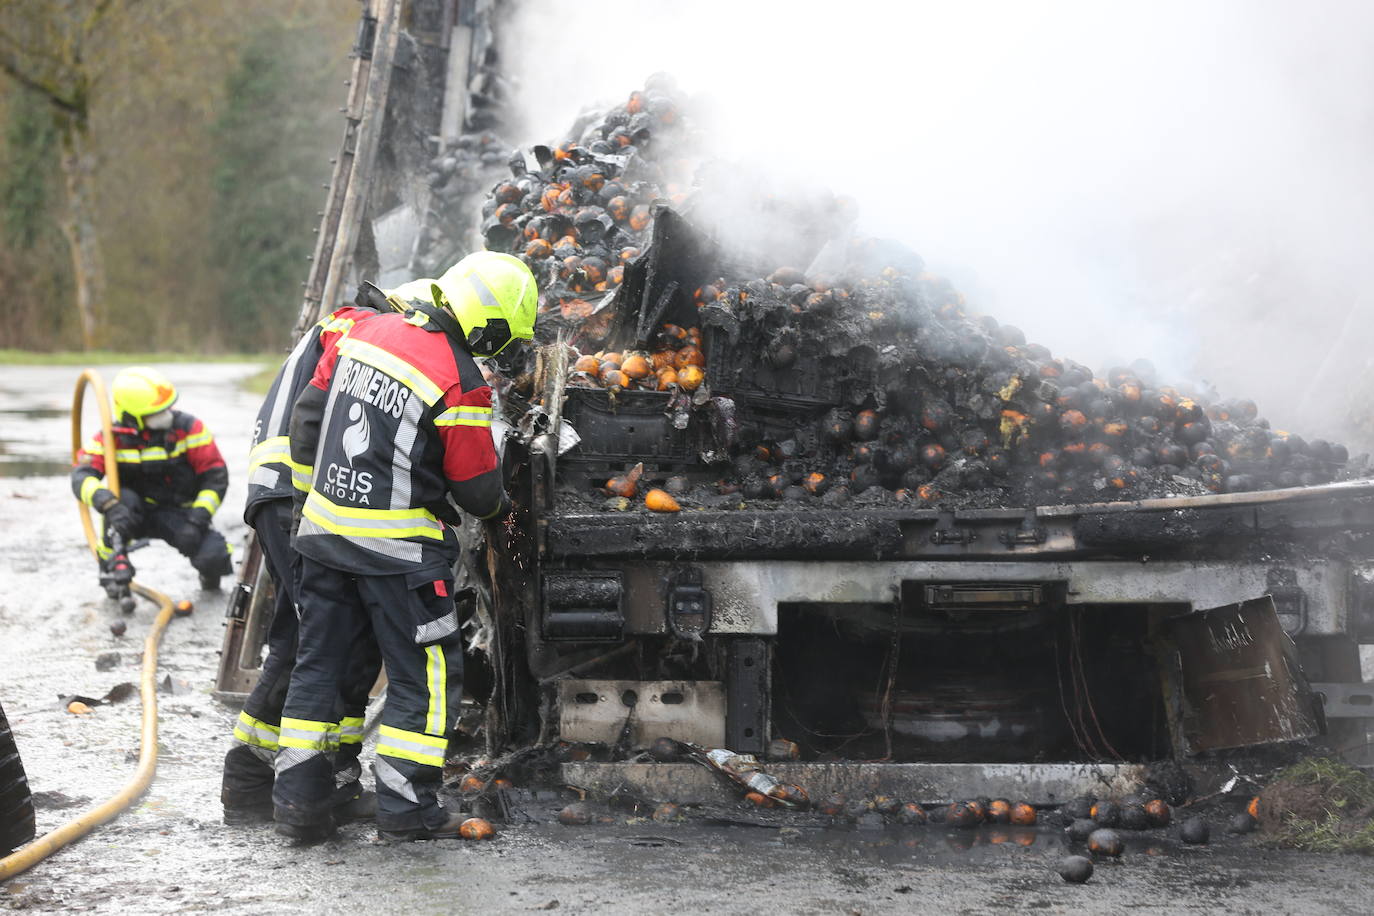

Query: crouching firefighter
[222,293,397,825]
[272,251,538,841]
[72,367,233,596]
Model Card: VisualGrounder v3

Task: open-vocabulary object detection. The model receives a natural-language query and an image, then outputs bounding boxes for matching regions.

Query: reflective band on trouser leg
[424,646,446,735]
[338,715,365,746]
[376,725,446,768]
[233,711,281,751]
[278,716,335,751]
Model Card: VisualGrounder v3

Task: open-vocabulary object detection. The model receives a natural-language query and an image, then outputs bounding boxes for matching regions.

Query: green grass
[1263,758,1374,854]
[0,349,275,366]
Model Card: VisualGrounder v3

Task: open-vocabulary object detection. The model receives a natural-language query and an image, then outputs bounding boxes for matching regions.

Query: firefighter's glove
[104,501,136,538]
[91,488,118,513]
[189,507,213,531]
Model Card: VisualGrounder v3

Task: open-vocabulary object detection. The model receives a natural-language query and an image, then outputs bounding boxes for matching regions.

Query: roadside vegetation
[0,1,354,354]
[1259,758,1374,854]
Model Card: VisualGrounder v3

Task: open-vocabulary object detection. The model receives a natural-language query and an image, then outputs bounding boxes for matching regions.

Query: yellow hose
[0,370,178,882]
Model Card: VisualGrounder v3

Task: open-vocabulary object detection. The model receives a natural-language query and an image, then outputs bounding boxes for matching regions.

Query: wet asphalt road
[2,361,1373,915]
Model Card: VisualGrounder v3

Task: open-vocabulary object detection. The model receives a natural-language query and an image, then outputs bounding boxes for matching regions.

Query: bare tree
[0,0,130,349]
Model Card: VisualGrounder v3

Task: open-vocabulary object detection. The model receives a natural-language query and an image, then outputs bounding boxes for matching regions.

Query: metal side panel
[615,559,1352,636]
[1165,596,1324,753]
[557,679,725,749]
[1311,682,1374,719]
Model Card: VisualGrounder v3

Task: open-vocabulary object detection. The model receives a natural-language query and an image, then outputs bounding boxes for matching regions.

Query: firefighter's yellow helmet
[430,251,538,357]
[112,367,178,424]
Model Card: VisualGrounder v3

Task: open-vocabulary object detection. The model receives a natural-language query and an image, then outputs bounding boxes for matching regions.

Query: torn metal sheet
[1166,596,1324,753]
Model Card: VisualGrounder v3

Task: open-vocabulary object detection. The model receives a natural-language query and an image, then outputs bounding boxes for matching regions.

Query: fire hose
[0,370,179,881]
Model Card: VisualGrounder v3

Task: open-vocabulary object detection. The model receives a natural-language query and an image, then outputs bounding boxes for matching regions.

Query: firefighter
[221,291,393,825]
[272,251,537,841]
[72,367,233,594]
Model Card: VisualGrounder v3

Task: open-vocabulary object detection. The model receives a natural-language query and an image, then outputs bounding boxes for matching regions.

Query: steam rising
[503,0,1374,447]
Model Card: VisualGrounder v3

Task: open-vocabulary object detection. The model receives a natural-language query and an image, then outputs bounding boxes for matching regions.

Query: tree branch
[0,53,81,113]
[82,0,134,42]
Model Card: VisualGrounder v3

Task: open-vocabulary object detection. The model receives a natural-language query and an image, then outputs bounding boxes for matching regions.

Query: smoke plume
[502,0,1374,447]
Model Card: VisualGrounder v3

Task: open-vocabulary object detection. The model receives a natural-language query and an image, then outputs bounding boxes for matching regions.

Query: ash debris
[460,76,1364,511]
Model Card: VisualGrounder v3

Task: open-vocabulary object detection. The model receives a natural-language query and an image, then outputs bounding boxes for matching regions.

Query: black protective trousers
[101,488,232,578]
[221,501,383,810]
[274,555,464,832]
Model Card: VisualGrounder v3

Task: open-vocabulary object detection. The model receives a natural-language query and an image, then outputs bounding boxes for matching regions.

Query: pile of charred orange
[478,74,694,349]
[568,323,706,393]
[475,83,1354,508]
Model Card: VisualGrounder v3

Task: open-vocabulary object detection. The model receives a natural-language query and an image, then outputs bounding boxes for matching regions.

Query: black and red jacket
[289,308,503,577]
[72,411,228,516]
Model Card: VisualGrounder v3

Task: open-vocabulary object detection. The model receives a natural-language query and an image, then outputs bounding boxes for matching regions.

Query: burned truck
[218,0,1374,802]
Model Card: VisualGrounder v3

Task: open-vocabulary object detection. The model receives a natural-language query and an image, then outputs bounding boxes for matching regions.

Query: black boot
[379,809,465,842]
[273,753,337,842]
[221,744,274,825]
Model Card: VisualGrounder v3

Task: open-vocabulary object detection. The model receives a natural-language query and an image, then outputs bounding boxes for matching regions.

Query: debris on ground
[1057,854,1094,883]
[459,817,496,840]
[1087,828,1124,857]
[682,742,808,808]
[1180,816,1212,845]
[1255,758,1374,853]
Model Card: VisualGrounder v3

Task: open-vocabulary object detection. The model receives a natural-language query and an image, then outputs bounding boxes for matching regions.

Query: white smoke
[502,0,1374,446]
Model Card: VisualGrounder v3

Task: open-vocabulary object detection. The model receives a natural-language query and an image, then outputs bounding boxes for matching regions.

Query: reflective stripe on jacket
[71,410,227,511]
[244,306,377,521]
[291,310,502,576]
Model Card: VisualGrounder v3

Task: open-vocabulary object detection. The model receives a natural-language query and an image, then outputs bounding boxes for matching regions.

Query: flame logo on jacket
[341,402,371,465]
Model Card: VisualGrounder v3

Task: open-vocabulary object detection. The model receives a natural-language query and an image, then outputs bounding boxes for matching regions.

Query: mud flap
[1163,596,1324,754]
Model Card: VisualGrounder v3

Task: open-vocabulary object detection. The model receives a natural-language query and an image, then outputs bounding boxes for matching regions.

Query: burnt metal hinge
[930,511,977,545]
[930,527,976,545]
[998,520,1048,547]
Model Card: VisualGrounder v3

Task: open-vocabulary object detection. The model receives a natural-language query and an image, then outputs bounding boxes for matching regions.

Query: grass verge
[1260,757,1374,854]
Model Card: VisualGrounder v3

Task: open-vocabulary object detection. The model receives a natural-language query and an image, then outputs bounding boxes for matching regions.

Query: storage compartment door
[1165,596,1324,753]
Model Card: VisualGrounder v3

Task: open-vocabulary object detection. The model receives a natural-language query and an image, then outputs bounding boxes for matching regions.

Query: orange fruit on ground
[459,817,496,840]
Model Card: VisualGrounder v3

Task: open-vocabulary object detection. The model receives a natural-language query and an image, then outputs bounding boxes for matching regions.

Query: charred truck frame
[217,0,1374,802]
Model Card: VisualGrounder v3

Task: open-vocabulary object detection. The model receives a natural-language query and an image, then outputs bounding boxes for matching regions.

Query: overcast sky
[504,0,1374,444]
